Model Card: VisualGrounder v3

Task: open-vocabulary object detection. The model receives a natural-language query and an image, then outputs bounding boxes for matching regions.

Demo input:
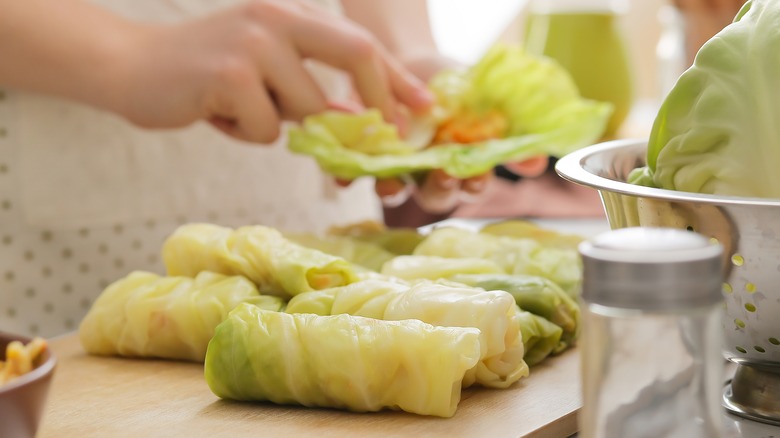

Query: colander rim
[555,138,780,208]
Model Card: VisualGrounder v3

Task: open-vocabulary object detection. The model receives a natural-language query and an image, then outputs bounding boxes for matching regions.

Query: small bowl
[0,333,57,438]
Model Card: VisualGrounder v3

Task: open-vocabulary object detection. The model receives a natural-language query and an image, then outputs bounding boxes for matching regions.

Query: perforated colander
[556,138,780,425]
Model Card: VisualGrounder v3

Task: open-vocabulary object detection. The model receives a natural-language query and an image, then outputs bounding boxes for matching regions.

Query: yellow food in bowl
[0,337,47,385]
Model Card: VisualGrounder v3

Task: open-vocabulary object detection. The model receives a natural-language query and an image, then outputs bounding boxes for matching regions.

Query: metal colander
[556,138,780,425]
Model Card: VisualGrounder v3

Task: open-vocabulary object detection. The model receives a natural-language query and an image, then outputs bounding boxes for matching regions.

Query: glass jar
[523,0,634,138]
[578,227,725,438]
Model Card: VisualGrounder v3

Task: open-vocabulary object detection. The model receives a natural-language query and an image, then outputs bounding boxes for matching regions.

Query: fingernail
[381,189,410,208]
[414,88,436,107]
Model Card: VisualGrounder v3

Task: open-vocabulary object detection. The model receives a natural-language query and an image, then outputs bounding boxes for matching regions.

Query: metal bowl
[556,138,780,425]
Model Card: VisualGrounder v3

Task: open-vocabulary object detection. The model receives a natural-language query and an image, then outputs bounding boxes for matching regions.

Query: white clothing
[0,0,381,337]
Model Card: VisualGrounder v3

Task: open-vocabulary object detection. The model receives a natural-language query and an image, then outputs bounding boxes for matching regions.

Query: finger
[208,79,281,144]
[375,178,412,207]
[261,43,328,121]
[427,169,459,191]
[346,47,396,121]
[258,3,429,122]
[394,106,410,138]
[412,170,461,214]
[380,51,436,112]
[462,172,494,196]
[286,16,398,121]
[503,156,550,178]
[327,100,364,113]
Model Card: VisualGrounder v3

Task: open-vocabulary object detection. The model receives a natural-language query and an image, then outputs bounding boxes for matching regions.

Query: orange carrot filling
[433,111,508,145]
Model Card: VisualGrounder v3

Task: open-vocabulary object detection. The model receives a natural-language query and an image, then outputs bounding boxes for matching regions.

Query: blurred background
[428,0,674,137]
[419,0,711,220]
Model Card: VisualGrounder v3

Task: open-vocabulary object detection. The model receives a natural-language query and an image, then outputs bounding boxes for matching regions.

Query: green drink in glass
[524,0,634,137]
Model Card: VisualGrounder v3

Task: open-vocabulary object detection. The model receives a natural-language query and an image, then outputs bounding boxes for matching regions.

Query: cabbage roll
[284,232,395,272]
[286,278,529,389]
[204,304,482,418]
[413,227,582,296]
[79,271,284,362]
[327,220,424,255]
[480,220,584,251]
[515,309,564,366]
[380,255,504,281]
[450,273,580,350]
[162,223,359,298]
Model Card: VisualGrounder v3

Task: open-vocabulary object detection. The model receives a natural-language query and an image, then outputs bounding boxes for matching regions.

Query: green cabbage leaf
[513,309,564,367]
[412,227,583,296]
[288,45,612,179]
[448,273,580,351]
[634,0,780,197]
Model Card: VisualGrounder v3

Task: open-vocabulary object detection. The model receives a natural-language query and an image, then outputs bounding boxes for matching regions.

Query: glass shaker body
[523,0,634,137]
[580,302,724,438]
[578,227,725,438]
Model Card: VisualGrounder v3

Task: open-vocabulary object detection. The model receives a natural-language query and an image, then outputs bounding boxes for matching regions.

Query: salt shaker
[578,227,725,438]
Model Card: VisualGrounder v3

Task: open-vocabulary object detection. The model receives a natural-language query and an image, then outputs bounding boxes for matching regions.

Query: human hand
[371,156,550,214]
[110,0,434,143]
[368,53,551,214]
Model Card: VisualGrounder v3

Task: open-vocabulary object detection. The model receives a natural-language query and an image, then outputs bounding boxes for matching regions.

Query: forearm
[0,0,142,112]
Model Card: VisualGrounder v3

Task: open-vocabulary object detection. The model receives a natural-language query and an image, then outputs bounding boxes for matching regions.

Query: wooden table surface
[38,334,582,438]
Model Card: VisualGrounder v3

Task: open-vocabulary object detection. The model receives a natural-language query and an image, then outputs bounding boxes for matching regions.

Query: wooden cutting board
[37,334,581,438]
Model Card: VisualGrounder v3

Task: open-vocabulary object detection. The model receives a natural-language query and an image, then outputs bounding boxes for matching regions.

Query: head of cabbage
[630,0,780,198]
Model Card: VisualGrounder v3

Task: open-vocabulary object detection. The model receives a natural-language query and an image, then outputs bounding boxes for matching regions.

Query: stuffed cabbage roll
[479,220,584,251]
[284,232,396,272]
[327,220,424,255]
[204,304,482,418]
[413,227,582,296]
[286,278,529,389]
[79,271,284,362]
[162,223,360,298]
[450,273,580,350]
[380,255,504,281]
[515,309,564,366]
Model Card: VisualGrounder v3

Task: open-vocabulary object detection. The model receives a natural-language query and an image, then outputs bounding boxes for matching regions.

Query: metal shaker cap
[578,227,724,310]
